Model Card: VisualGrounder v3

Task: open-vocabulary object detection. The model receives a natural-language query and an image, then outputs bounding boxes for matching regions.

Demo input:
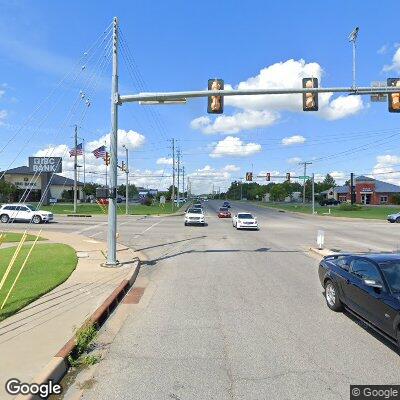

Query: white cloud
[191,59,364,134]
[0,109,8,125]
[383,48,400,72]
[318,95,363,121]
[222,164,240,172]
[33,129,147,185]
[377,44,389,55]
[372,154,400,185]
[287,157,302,164]
[209,136,262,158]
[156,157,173,165]
[329,171,346,184]
[190,110,278,134]
[0,90,5,98]
[281,135,306,146]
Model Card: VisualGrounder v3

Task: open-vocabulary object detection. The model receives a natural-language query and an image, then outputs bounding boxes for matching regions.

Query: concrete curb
[16,260,141,400]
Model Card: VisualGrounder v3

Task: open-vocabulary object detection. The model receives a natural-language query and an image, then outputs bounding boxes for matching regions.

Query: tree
[0,180,17,202]
[323,174,336,188]
[166,185,178,201]
[83,182,100,196]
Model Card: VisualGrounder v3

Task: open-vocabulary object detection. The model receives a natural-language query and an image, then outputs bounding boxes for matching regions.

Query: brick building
[329,176,400,205]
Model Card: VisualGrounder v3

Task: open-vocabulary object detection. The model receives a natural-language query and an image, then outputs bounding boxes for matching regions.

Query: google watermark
[5,378,62,398]
[351,385,400,400]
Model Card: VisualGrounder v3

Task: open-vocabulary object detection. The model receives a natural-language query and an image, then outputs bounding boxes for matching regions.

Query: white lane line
[74,222,108,235]
[88,231,102,238]
[133,219,163,238]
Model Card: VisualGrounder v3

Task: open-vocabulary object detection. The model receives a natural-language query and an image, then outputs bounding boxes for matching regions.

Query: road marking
[132,219,163,238]
[74,222,107,235]
[89,231,102,238]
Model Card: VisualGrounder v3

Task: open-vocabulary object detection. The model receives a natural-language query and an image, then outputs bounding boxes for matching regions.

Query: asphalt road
[57,200,399,400]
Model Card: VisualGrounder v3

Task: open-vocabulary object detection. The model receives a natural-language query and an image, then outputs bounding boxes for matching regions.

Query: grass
[68,323,100,367]
[0,232,46,244]
[257,203,400,220]
[0,243,77,321]
[29,202,182,216]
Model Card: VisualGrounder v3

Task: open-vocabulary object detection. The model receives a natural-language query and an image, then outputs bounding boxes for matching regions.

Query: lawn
[0,243,77,321]
[259,203,400,220]
[0,232,46,244]
[34,202,182,215]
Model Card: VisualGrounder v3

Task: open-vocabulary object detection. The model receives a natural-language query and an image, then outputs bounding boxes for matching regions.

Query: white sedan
[184,208,205,226]
[232,212,259,230]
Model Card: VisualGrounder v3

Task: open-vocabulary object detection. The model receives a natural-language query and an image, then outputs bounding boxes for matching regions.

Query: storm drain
[123,287,145,304]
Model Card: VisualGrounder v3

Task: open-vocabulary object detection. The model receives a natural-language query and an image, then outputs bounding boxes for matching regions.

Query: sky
[1,0,400,194]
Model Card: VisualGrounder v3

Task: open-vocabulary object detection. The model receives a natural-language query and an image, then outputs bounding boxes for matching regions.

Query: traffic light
[104,152,110,166]
[302,78,318,111]
[121,161,125,171]
[387,78,400,113]
[266,172,271,181]
[245,172,253,182]
[208,79,224,114]
[286,172,290,182]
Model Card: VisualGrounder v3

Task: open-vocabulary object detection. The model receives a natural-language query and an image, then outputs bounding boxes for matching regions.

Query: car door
[17,206,32,221]
[348,258,394,335]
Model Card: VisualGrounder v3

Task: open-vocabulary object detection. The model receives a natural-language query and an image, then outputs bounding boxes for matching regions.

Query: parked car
[0,204,54,224]
[232,212,259,230]
[387,212,400,223]
[319,198,341,206]
[184,208,205,226]
[218,207,231,218]
[319,253,400,348]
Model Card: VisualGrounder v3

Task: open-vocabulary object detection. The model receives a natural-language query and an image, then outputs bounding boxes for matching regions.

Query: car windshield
[26,205,35,211]
[238,213,253,219]
[188,208,202,214]
[194,204,202,208]
[219,208,228,212]
[379,261,400,293]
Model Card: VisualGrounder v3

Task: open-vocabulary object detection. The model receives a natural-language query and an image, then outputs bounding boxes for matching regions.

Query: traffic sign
[298,176,310,179]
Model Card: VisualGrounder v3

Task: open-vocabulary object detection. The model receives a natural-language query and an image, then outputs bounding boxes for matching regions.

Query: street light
[122,144,129,215]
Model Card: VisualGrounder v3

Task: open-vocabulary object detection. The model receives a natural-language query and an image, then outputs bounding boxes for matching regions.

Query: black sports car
[319,253,400,347]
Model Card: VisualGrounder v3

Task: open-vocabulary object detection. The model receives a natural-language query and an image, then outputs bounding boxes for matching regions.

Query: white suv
[0,204,54,224]
[184,207,205,226]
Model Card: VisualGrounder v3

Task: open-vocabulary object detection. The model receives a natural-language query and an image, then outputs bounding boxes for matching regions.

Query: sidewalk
[0,230,140,399]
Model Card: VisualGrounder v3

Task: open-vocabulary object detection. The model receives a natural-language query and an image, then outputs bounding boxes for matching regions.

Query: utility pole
[123,144,129,215]
[240,180,243,200]
[182,165,185,201]
[106,16,119,266]
[177,148,180,205]
[73,125,78,213]
[82,138,86,202]
[350,172,355,205]
[312,173,315,214]
[299,161,312,204]
[171,138,175,210]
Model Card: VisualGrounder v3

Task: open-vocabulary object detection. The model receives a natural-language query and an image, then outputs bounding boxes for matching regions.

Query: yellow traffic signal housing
[208,79,224,114]
[245,172,253,182]
[302,78,318,111]
[104,152,110,166]
[266,172,271,181]
[387,78,400,113]
[286,172,290,182]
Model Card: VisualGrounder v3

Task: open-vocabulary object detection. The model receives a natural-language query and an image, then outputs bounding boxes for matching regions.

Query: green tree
[0,180,17,202]
[82,183,100,196]
[323,173,336,188]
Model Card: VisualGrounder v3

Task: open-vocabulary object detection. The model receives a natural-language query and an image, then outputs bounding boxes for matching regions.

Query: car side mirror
[364,279,383,290]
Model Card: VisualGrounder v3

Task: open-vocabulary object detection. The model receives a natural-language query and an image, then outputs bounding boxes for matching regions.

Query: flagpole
[83,138,86,202]
[73,125,78,213]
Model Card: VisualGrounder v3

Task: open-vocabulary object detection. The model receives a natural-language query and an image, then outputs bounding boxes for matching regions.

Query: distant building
[0,166,84,201]
[321,176,400,205]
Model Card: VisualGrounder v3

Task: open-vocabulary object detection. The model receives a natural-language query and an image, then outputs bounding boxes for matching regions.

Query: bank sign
[28,157,62,173]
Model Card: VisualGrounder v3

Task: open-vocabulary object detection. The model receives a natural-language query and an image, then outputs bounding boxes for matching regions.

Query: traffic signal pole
[106,17,119,266]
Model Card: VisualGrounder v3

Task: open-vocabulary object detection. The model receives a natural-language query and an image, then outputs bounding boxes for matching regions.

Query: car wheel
[396,217,400,223]
[0,214,9,223]
[32,215,42,224]
[184,222,188,226]
[324,280,343,312]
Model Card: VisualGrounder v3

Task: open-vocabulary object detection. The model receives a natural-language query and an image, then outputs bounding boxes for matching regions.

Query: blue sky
[1,0,400,193]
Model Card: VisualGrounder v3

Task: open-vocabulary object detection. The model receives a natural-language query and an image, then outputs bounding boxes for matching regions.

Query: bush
[391,194,400,205]
[338,203,362,211]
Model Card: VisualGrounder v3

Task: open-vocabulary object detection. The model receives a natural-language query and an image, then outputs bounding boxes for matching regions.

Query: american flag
[69,143,83,156]
[92,145,107,159]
